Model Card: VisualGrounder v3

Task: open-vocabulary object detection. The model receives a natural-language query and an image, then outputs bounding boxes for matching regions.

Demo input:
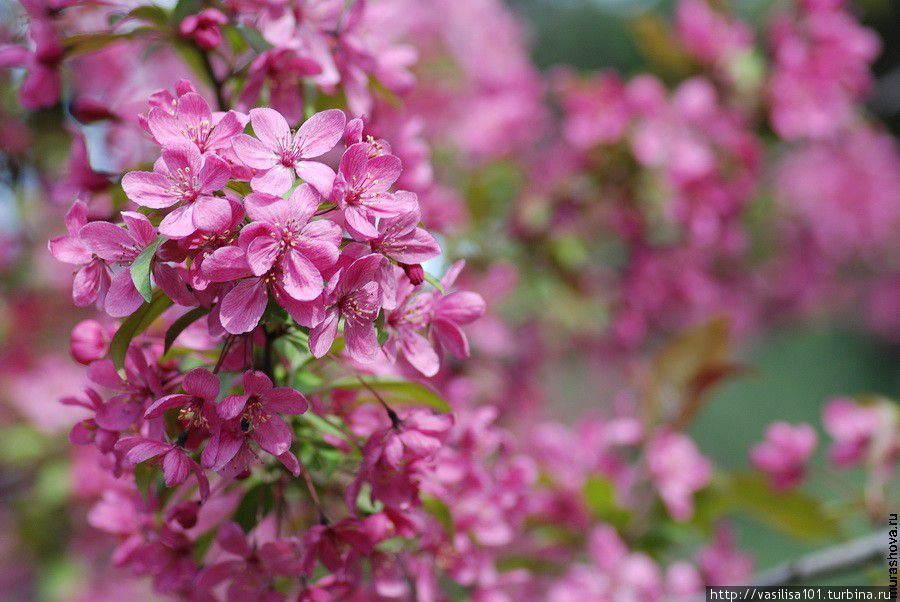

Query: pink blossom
[70,319,111,365]
[202,186,341,334]
[676,0,753,65]
[384,271,440,376]
[180,9,228,50]
[646,430,712,521]
[330,143,416,238]
[349,408,452,510]
[0,17,63,109]
[309,253,386,362]
[821,397,881,467]
[430,260,486,360]
[79,211,160,317]
[147,91,244,155]
[197,522,302,599]
[48,200,110,308]
[750,422,817,490]
[300,514,392,577]
[144,367,220,429]
[237,49,323,124]
[767,5,880,139]
[121,145,232,238]
[697,524,754,586]
[241,185,342,300]
[232,107,345,195]
[65,388,137,454]
[116,436,210,499]
[362,204,441,267]
[202,370,307,474]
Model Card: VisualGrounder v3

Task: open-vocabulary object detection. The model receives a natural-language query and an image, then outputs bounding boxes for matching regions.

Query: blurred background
[0,0,899,598]
[506,0,900,574]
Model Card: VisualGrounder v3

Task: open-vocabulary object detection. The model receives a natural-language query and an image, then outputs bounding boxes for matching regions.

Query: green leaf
[423,272,445,293]
[235,26,271,53]
[421,496,454,538]
[233,482,275,532]
[124,5,170,26]
[64,29,156,57]
[109,290,174,369]
[134,462,155,501]
[172,0,203,22]
[131,235,166,302]
[302,413,350,442]
[164,306,210,352]
[314,376,451,413]
[192,529,216,563]
[174,41,215,89]
[582,476,631,529]
[723,474,841,540]
[495,555,562,575]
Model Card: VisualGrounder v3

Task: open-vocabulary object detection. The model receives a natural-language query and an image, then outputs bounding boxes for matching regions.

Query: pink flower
[237,49,323,124]
[646,430,712,521]
[676,0,753,65]
[180,9,228,50]
[330,143,416,238]
[64,389,126,454]
[697,523,754,586]
[232,107,345,195]
[309,253,385,362]
[384,279,440,376]
[197,522,302,599]
[79,211,160,317]
[203,371,308,474]
[121,145,232,239]
[300,514,392,577]
[48,200,110,307]
[430,260,486,360]
[349,408,452,511]
[202,186,341,334]
[70,319,111,365]
[0,18,63,109]
[767,5,880,139]
[144,367,220,430]
[241,185,342,300]
[147,91,243,155]
[116,436,210,500]
[362,204,441,266]
[750,422,817,490]
[822,397,881,467]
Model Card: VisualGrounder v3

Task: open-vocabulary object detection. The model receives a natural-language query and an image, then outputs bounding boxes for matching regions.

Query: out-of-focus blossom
[750,422,817,490]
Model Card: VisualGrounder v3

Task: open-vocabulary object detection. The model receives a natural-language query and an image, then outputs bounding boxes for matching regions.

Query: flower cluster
[44,79,494,596]
[2,0,899,599]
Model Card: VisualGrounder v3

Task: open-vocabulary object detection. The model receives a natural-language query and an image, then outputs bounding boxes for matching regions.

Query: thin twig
[354,373,401,428]
[198,47,227,110]
[752,532,884,586]
[300,464,329,525]
[213,334,236,374]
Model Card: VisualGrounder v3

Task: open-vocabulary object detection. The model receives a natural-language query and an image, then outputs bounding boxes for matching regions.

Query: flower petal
[121,170,176,209]
[232,133,277,170]
[184,367,220,401]
[308,308,339,357]
[219,278,268,334]
[295,108,346,158]
[251,164,294,194]
[249,107,291,150]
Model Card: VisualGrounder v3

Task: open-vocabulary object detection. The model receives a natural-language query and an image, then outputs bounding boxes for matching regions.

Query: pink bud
[70,319,110,365]
[166,501,200,529]
[70,98,117,124]
[401,263,425,286]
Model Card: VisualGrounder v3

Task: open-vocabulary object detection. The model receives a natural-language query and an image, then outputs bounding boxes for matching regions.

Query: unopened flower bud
[401,263,425,285]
